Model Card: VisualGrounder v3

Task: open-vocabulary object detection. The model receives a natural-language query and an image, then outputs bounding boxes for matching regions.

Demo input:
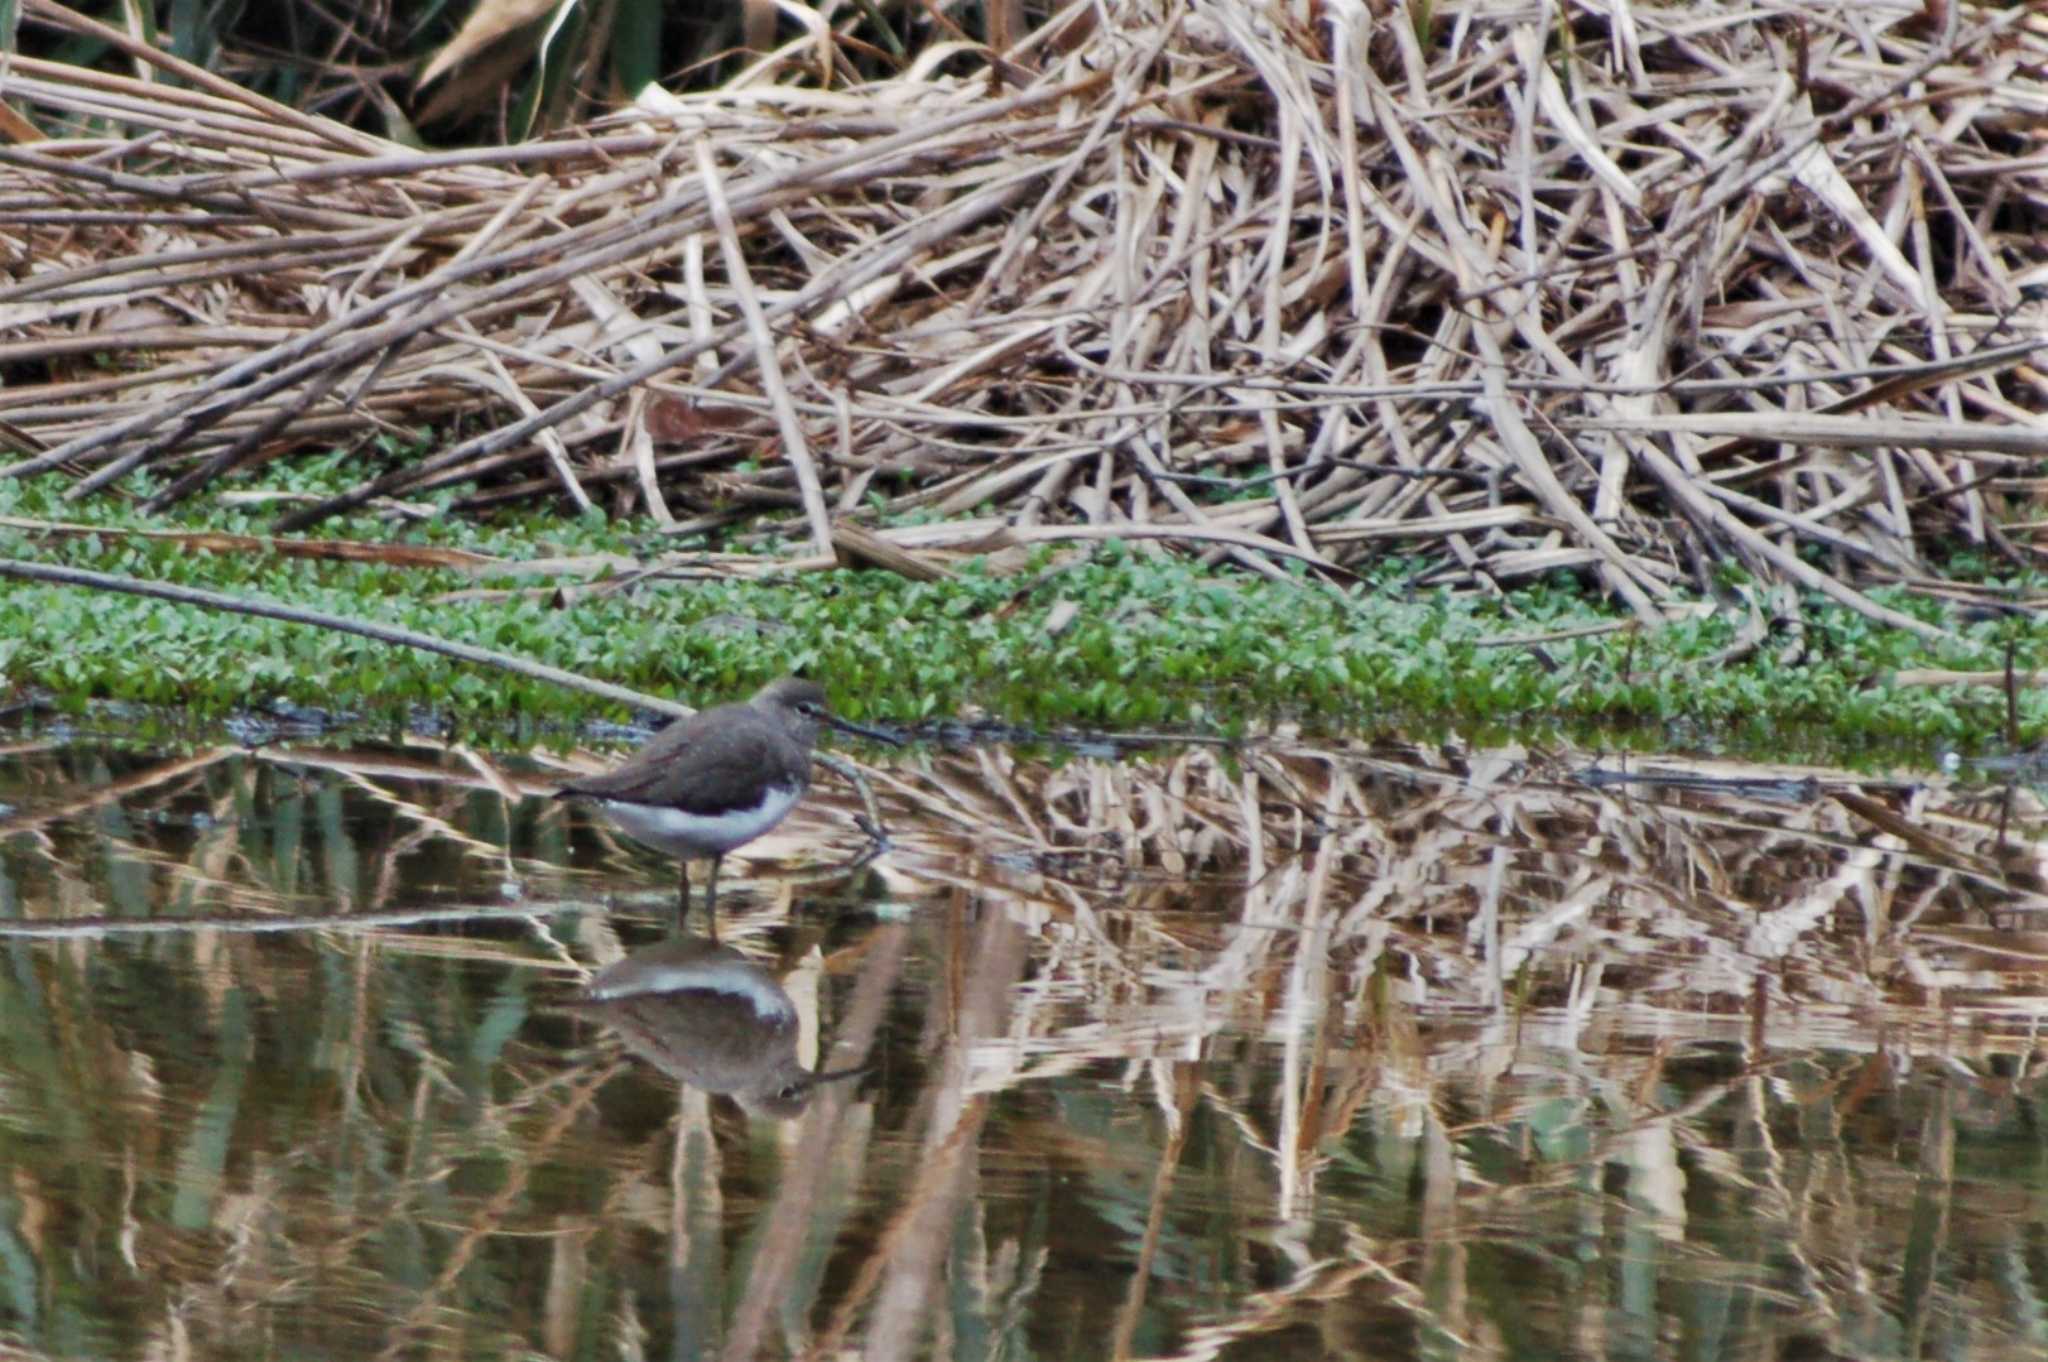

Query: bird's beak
[801,1062,874,1090]
[827,713,903,746]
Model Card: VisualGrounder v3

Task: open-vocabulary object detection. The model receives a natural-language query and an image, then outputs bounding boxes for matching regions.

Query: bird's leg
[702,853,723,942]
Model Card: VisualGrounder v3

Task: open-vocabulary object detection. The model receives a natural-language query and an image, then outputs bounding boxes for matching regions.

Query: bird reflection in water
[571,935,870,1118]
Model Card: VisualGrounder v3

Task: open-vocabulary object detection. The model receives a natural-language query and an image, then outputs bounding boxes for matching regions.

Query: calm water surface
[0,724,2043,1361]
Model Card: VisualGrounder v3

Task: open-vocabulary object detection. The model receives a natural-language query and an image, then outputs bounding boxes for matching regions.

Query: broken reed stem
[0,556,688,718]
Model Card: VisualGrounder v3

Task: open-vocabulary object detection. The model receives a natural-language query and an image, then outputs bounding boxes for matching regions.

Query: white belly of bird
[597,782,803,858]
[584,955,796,1022]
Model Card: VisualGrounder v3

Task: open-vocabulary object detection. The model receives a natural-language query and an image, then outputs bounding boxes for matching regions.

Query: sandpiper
[572,936,869,1117]
[555,677,894,936]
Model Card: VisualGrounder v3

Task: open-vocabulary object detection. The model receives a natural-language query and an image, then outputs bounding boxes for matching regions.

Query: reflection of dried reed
[861,739,2048,1036]
[2,731,2045,1358]
[5,728,2042,1044]
[843,741,2046,1358]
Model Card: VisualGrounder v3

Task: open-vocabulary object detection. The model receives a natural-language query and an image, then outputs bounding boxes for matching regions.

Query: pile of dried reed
[3,0,2047,631]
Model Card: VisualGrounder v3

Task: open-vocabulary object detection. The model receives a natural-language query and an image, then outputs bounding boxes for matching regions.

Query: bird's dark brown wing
[557,708,808,814]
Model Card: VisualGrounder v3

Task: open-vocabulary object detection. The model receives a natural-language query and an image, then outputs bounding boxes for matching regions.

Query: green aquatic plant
[0,472,2043,762]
